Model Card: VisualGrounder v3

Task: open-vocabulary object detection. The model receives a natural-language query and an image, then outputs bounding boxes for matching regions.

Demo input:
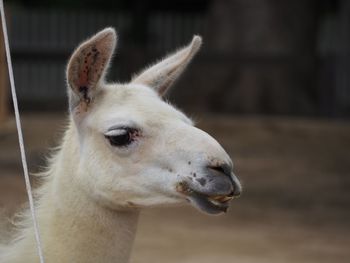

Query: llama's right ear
[132,35,202,96]
[66,28,117,111]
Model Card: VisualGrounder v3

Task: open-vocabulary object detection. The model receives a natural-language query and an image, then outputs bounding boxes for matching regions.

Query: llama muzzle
[176,162,241,215]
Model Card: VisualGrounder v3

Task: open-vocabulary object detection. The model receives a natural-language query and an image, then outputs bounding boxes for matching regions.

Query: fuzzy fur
[0,28,238,263]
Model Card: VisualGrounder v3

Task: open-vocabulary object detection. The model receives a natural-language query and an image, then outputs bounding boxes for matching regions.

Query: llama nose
[208,163,241,197]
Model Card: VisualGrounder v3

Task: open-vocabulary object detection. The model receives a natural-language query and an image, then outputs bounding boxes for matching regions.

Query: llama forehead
[89,83,193,131]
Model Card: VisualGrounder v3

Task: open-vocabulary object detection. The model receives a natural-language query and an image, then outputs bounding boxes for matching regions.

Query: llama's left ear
[67,28,117,110]
[132,35,202,96]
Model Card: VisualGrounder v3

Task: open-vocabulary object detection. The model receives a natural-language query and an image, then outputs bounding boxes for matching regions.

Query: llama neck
[42,180,139,263]
[41,123,140,263]
[41,188,139,263]
[7,123,139,263]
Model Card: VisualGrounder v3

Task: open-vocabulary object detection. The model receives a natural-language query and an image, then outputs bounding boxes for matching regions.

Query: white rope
[0,1,45,262]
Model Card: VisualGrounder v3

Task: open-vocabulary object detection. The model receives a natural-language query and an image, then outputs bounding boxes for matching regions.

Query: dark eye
[105,128,136,147]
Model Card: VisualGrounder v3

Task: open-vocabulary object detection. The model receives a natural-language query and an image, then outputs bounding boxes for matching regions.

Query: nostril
[207,163,232,177]
[208,165,225,174]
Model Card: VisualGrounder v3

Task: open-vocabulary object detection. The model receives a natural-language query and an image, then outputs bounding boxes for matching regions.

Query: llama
[0,28,241,263]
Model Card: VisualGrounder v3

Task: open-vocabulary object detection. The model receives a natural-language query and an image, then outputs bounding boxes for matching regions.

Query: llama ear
[67,28,117,110]
[132,35,202,96]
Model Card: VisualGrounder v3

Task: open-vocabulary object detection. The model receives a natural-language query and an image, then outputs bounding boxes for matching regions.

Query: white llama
[0,28,241,263]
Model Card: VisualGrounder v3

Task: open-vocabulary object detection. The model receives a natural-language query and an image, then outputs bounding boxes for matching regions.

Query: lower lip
[188,192,230,214]
[176,182,233,214]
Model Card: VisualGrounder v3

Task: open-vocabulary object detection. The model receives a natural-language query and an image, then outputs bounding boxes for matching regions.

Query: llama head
[66,28,241,215]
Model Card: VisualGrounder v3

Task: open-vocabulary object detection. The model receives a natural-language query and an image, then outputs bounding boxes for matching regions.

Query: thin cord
[0,1,45,262]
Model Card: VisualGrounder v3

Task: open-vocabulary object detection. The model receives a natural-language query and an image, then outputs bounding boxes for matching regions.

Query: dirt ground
[0,113,349,263]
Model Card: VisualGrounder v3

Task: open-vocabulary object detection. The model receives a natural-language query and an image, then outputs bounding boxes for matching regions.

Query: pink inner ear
[68,29,116,102]
[75,46,100,90]
[73,43,108,98]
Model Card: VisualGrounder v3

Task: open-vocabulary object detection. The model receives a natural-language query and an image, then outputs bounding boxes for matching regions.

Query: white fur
[0,28,236,263]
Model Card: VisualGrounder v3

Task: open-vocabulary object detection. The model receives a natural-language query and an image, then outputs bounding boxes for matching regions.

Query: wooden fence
[2,7,350,116]
[9,9,204,109]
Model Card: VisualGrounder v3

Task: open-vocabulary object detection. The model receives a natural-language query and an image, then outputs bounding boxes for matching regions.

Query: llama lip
[176,182,234,214]
[188,191,232,214]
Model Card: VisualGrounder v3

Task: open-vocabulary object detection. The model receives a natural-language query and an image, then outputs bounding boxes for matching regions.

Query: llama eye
[105,128,135,147]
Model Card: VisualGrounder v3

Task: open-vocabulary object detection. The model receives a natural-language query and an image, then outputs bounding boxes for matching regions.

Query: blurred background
[0,0,349,262]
